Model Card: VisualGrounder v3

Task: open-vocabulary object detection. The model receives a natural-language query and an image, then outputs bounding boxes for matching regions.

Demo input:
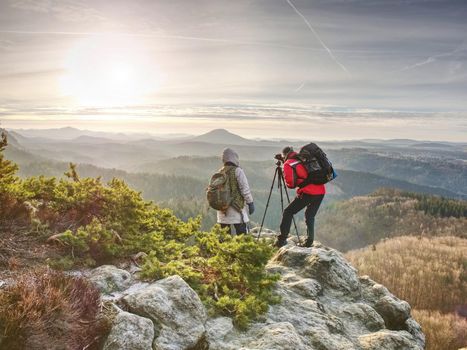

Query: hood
[222,148,239,166]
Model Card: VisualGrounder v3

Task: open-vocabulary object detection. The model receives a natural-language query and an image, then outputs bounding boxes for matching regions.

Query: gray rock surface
[248,322,307,350]
[206,317,237,350]
[103,311,154,350]
[205,244,425,350]
[358,330,421,349]
[359,275,419,340]
[122,275,207,350]
[100,243,425,350]
[88,265,132,294]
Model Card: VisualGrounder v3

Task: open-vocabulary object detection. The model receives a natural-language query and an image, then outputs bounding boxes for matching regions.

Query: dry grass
[0,268,109,350]
[412,310,467,350]
[346,235,467,312]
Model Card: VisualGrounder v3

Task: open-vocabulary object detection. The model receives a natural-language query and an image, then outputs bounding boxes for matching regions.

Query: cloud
[400,41,467,72]
[0,39,13,51]
[0,29,333,53]
[8,0,106,23]
[2,103,465,141]
[0,69,64,79]
[1,103,465,124]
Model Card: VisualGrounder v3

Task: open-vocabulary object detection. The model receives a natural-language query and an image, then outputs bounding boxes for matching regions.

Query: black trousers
[279,194,324,242]
[220,223,247,235]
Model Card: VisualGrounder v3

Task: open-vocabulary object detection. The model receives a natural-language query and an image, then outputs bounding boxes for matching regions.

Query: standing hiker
[208,148,254,235]
[275,146,326,248]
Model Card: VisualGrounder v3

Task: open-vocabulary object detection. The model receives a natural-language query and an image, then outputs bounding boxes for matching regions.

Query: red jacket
[283,152,326,195]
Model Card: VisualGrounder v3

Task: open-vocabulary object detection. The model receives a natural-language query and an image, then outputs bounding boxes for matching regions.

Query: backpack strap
[289,160,301,188]
[224,165,245,213]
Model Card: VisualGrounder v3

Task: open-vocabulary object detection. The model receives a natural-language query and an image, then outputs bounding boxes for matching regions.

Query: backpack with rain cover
[296,142,336,186]
[206,168,232,212]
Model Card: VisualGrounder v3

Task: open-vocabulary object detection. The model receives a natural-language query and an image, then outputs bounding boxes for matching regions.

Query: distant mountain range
[8,126,467,146]
[191,129,252,145]
[8,127,157,141]
[4,127,467,199]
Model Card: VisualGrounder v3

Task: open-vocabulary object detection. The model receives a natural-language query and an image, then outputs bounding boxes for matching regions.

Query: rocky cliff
[92,243,425,350]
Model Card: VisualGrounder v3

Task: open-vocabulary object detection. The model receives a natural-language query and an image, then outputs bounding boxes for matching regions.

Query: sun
[60,35,164,107]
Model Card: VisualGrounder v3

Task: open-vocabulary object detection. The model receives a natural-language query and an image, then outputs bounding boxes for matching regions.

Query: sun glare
[60,35,164,107]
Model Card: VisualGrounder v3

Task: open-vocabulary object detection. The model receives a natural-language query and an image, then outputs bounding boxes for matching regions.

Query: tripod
[256,160,302,245]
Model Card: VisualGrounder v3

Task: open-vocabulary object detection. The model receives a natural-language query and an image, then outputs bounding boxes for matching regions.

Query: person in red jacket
[275,146,325,248]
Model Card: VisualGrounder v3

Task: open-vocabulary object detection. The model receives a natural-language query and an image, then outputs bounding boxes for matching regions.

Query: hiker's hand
[248,202,255,215]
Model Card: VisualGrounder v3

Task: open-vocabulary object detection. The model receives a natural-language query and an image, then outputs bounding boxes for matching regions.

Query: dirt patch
[0,229,63,280]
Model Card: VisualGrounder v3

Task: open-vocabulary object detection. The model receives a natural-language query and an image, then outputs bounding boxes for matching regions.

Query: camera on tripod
[274,153,284,163]
[257,152,301,244]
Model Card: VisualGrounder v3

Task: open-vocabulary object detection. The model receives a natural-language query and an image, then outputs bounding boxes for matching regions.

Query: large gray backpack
[206,168,232,211]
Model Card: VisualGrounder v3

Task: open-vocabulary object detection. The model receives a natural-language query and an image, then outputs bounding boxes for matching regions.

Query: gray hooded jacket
[217,148,254,224]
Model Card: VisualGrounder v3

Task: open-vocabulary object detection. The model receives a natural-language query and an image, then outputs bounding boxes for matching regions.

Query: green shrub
[141,226,280,329]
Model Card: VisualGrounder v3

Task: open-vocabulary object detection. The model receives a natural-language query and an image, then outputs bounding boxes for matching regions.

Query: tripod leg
[257,167,278,240]
[278,168,302,245]
[278,171,285,213]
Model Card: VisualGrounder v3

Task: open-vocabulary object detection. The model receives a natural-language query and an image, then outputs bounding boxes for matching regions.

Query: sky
[0,0,466,141]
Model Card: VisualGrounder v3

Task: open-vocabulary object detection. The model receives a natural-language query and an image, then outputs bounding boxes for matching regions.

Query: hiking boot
[303,238,313,248]
[274,237,287,248]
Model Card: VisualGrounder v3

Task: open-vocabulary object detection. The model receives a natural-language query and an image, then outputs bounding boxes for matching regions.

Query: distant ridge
[192,129,250,145]
[11,127,153,141]
[72,135,118,144]
[1,129,21,148]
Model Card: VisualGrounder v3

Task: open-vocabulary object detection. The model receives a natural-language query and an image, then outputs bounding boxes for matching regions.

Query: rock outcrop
[122,275,207,350]
[98,243,425,350]
[103,311,154,350]
[88,265,132,294]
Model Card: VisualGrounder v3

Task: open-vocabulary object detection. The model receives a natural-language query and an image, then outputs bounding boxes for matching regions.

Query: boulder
[103,311,154,350]
[339,302,385,332]
[206,317,236,350]
[285,277,322,299]
[271,246,312,268]
[247,322,307,350]
[248,245,424,350]
[405,317,426,349]
[301,246,360,298]
[122,275,207,350]
[306,328,358,350]
[88,265,131,294]
[358,330,423,350]
[206,317,234,340]
[360,275,412,331]
[374,296,411,330]
[360,276,392,304]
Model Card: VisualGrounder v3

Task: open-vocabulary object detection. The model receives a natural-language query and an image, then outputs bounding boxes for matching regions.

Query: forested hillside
[316,188,467,252]
[328,148,467,196]
[346,236,467,350]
